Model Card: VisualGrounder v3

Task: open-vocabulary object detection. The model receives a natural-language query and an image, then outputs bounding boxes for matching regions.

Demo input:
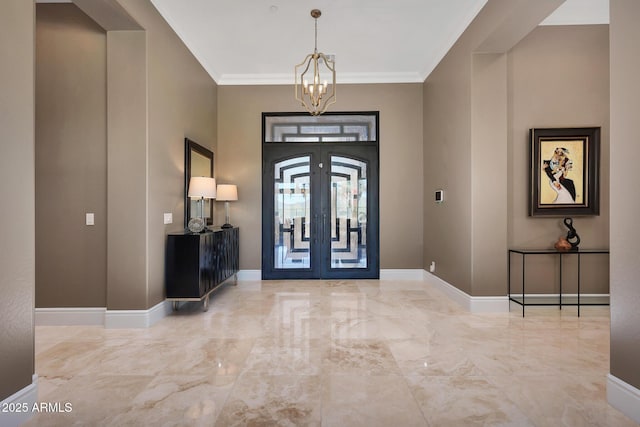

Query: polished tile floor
[26,279,638,426]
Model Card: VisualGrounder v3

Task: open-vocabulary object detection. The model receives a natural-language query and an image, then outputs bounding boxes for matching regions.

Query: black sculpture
[563,217,580,250]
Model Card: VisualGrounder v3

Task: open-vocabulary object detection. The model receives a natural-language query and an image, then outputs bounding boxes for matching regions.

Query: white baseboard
[105,300,173,329]
[509,293,610,298]
[469,296,511,313]
[380,269,425,280]
[237,269,261,281]
[148,299,174,325]
[35,300,172,328]
[34,270,511,326]
[0,374,38,427]
[425,271,472,310]
[424,271,509,313]
[35,307,105,326]
[239,268,507,313]
[607,374,640,423]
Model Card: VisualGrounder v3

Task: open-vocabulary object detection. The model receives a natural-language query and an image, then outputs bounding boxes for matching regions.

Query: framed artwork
[529,127,600,216]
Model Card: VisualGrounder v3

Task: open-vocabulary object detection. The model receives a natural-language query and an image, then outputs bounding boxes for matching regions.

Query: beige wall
[106,29,149,309]
[33,0,217,310]
[423,0,536,295]
[508,25,610,250]
[423,52,473,293]
[610,0,640,393]
[118,0,218,307]
[0,0,35,402]
[423,0,607,296]
[218,84,423,270]
[471,53,509,296]
[36,4,108,308]
[507,25,610,295]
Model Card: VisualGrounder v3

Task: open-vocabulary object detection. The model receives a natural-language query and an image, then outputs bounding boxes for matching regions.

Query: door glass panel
[274,156,311,269]
[330,156,367,269]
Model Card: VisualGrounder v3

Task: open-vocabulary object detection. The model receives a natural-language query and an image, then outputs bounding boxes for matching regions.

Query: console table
[165,227,239,311]
[508,248,609,317]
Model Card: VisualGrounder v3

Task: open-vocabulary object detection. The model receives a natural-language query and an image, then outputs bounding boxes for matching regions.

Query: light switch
[86,213,95,226]
[164,213,173,224]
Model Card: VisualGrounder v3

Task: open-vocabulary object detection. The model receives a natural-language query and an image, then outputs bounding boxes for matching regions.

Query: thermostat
[435,189,444,203]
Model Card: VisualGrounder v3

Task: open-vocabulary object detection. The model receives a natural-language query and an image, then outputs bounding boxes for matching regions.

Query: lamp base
[221,223,233,229]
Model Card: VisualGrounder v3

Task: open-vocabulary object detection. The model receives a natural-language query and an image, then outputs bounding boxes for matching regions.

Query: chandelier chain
[314,17,318,53]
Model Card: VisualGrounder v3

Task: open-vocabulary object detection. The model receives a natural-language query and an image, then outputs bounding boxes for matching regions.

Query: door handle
[322,214,327,244]
[313,214,319,244]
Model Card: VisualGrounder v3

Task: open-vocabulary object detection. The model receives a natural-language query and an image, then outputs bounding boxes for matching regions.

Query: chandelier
[294,9,336,116]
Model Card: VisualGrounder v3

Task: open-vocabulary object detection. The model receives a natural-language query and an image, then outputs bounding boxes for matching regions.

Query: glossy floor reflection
[26,279,638,426]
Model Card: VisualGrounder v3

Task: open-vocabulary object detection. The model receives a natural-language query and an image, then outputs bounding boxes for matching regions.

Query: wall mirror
[184,138,214,228]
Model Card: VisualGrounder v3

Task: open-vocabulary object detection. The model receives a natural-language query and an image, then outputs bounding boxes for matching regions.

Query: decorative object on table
[294,9,336,116]
[216,184,238,229]
[563,217,580,249]
[184,138,214,227]
[529,127,600,216]
[554,237,572,252]
[187,177,216,233]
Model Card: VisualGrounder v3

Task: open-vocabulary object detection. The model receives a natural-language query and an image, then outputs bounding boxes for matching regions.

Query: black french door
[262,142,379,280]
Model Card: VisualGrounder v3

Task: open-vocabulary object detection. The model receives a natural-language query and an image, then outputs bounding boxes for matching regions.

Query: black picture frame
[529,127,600,216]
[184,138,214,228]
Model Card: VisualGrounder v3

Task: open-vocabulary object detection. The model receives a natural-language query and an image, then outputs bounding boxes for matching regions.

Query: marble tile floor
[25,279,638,427]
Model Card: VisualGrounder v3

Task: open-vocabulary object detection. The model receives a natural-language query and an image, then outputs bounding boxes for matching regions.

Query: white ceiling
[149,0,609,86]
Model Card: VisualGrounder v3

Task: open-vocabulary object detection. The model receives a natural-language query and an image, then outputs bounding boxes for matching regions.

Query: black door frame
[261,112,379,280]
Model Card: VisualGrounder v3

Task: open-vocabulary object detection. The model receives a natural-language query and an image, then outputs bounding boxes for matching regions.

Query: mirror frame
[184,138,214,228]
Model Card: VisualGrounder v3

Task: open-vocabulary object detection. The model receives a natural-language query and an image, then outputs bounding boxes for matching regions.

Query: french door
[262,143,378,279]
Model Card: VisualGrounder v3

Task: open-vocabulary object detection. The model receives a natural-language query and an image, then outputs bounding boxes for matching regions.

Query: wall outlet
[429,261,436,273]
[163,213,173,224]
[85,213,95,226]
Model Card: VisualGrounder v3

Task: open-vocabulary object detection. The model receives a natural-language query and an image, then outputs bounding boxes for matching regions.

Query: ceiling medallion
[294,9,336,116]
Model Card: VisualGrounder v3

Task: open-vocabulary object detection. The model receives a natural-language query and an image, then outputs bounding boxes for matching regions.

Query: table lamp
[216,184,238,229]
[187,177,216,232]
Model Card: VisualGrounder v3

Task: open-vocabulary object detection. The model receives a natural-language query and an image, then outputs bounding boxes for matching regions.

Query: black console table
[508,248,609,317]
[165,227,239,311]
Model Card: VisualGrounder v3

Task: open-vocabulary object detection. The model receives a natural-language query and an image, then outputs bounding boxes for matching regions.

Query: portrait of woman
[529,127,600,216]
[539,140,584,205]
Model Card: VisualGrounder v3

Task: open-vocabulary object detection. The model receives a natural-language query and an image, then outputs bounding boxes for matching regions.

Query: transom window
[263,113,378,143]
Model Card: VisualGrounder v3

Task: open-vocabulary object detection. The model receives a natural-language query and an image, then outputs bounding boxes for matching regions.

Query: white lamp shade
[188,177,216,199]
[216,184,238,201]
